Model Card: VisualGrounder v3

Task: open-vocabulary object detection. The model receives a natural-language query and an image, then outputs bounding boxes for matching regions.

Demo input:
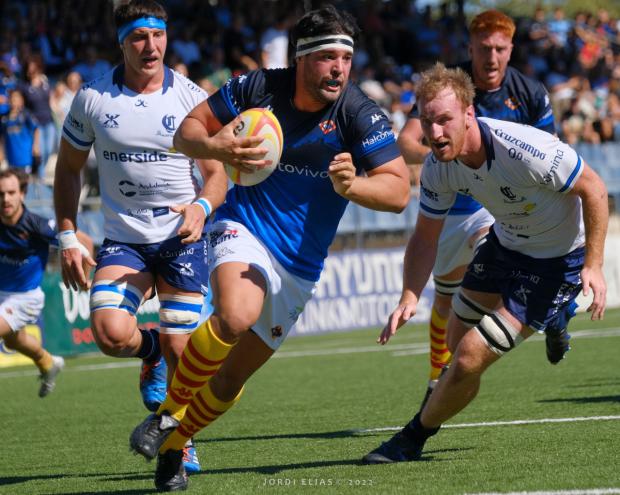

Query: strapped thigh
[474,312,524,356]
[90,280,144,315]
[434,276,462,297]
[451,289,495,327]
[159,294,204,335]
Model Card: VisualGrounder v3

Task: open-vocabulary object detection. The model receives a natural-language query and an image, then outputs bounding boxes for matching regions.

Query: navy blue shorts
[462,229,583,331]
[95,234,208,294]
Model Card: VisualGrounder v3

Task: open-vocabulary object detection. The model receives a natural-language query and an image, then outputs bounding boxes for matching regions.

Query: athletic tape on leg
[475,313,524,356]
[159,294,203,334]
[451,290,494,327]
[90,280,144,315]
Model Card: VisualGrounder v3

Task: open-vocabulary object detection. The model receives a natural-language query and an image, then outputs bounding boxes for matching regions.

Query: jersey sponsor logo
[504,96,521,110]
[102,113,120,128]
[152,207,169,217]
[118,180,170,197]
[0,253,28,266]
[421,185,439,202]
[318,120,336,134]
[103,245,121,255]
[102,149,168,163]
[67,114,84,133]
[209,229,239,247]
[494,129,546,160]
[277,162,329,179]
[541,149,564,185]
[135,99,147,107]
[361,127,394,150]
[161,114,177,133]
[162,247,195,259]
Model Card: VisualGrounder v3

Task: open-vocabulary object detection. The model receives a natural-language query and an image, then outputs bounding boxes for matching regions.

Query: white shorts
[206,220,317,350]
[433,208,494,278]
[0,288,45,332]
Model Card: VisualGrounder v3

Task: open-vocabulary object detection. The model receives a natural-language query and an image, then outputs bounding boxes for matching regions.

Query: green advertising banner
[40,271,160,356]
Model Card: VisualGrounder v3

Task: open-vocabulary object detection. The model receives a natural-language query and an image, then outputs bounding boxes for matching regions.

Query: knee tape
[475,313,524,356]
[451,290,493,327]
[90,280,144,315]
[434,276,462,296]
[159,294,203,334]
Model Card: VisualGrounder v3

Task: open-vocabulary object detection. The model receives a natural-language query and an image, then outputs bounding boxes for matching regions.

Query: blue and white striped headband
[295,34,354,57]
[117,16,167,43]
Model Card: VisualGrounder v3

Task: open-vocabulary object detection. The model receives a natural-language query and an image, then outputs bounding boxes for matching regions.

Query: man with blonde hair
[364,63,607,463]
[398,10,565,409]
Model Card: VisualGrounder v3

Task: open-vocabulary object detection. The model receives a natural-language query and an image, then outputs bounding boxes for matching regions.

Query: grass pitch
[1,310,619,494]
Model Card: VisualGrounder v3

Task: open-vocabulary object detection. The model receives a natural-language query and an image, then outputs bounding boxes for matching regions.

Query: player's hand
[378,297,418,345]
[328,153,356,196]
[581,264,606,320]
[210,116,271,173]
[172,203,206,244]
[60,248,96,291]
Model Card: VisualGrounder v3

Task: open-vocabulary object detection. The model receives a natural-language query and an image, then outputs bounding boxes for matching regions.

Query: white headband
[295,34,354,57]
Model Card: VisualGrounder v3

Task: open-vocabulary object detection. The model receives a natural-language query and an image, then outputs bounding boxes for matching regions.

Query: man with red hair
[397,10,567,410]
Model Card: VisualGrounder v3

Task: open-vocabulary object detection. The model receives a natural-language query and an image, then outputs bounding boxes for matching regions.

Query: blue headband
[117,16,167,43]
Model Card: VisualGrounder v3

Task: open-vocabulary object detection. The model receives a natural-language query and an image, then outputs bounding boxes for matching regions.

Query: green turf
[1,309,619,494]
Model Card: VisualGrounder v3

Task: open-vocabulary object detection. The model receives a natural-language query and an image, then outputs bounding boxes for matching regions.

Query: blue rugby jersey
[410,63,555,215]
[0,110,38,168]
[208,68,401,281]
[0,208,57,291]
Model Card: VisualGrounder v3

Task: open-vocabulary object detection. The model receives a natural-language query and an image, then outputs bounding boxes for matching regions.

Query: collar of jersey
[112,64,174,94]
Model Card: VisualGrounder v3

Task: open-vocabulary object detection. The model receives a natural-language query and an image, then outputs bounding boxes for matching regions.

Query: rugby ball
[224,108,283,186]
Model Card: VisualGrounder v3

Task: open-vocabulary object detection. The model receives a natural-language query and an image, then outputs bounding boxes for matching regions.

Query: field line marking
[352,415,620,434]
[464,489,620,495]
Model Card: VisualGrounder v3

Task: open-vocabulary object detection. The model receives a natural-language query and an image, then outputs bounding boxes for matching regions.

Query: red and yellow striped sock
[161,382,244,452]
[429,307,451,381]
[157,319,233,421]
[34,350,53,373]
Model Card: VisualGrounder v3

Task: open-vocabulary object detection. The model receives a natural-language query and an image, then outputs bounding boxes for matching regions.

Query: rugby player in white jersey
[364,63,608,463]
[53,0,227,473]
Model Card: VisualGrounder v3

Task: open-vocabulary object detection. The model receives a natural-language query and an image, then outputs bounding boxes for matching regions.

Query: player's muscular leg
[90,266,154,357]
[209,261,267,344]
[209,331,274,402]
[0,318,44,360]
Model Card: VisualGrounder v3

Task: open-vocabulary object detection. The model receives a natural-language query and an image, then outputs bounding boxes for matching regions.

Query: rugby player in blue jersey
[0,168,93,397]
[364,63,607,463]
[54,0,227,473]
[128,5,411,491]
[398,10,570,408]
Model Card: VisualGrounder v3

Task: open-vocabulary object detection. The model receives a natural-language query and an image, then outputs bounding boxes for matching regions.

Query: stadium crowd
[1,0,620,181]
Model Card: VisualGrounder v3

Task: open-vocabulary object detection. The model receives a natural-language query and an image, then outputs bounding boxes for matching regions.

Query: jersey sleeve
[530,84,555,134]
[418,156,456,218]
[525,137,583,193]
[348,97,401,171]
[207,70,265,125]
[62,87,95,150]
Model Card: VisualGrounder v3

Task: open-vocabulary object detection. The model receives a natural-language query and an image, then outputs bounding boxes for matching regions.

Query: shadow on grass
[196,428,360,444]
[39,491,154,495]
[196,448,473,476]
[566,379,620,389]
[538,395,620,404]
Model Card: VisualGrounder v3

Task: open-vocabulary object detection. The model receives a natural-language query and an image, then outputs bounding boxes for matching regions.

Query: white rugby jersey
[420,117,585,258]
[62,65,207,243]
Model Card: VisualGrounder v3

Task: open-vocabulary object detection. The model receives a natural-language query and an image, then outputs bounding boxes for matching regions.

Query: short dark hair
[113,0,168,30]
[0,168,29,193]
[290,5,359,48]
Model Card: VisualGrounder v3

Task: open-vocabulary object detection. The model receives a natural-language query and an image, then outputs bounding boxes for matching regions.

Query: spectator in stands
[18,55,55,180]
[0,62,16,118]
[72,46,112,84]
[259,13,290,69]
[0,89,40,174]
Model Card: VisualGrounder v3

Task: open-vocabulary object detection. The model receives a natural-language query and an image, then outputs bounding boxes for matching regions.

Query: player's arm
[328,154,410,213]
[54,137,93,291]
[569,163,608,320]
[378,212,444,344]
[173,100,269,172]
[397,117,431,164]
[173,158,228,245]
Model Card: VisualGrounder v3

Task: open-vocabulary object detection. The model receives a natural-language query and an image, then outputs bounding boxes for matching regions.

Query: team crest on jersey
[271,325,283,339]
[319,120,336,134]
[103,113,120,128]
[504,96,521,111]
[161,114,177,133]
[500,186,525,204]
[179,263,194,276]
